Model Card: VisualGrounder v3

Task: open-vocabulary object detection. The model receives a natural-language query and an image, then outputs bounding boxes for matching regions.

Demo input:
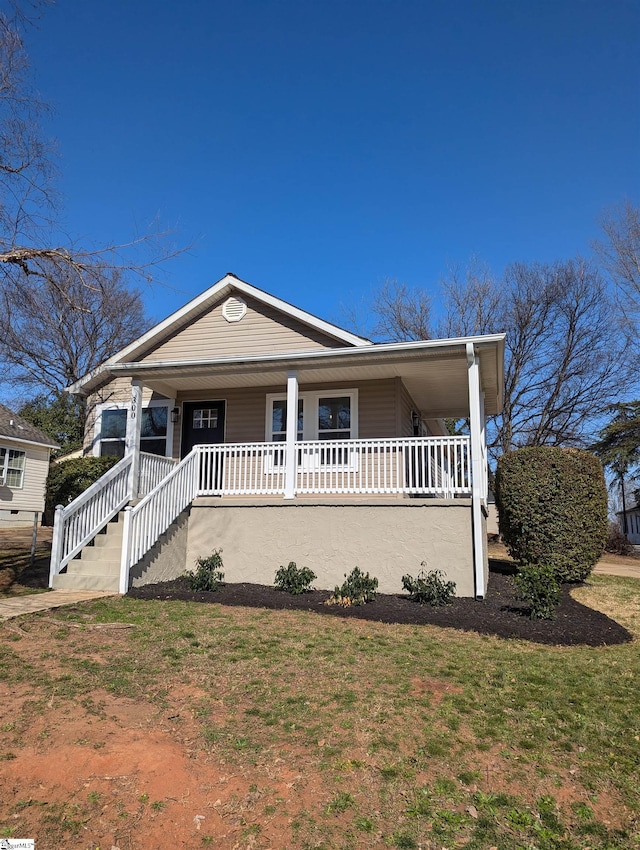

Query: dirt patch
[128,571,632,647]
[0,688,306,849]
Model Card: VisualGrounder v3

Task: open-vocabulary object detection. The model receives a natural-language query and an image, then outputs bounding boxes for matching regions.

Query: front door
[181,400,226,458]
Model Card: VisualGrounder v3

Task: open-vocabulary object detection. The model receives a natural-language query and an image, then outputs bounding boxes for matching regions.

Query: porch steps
[51,513,124,592]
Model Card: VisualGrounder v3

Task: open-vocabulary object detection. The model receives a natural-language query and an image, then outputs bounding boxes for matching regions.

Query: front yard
[0,571,639,849]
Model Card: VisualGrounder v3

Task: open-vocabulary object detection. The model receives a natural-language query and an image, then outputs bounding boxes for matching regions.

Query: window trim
[93,399,174,458]
[0,444,26,489]
[265,389,359,442]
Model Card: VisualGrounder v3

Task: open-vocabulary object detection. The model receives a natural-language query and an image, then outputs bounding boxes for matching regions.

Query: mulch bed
[128,569,633,647]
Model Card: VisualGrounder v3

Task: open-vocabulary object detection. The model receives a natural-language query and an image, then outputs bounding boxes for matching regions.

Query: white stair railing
[49,455,133,586]
[119,448,200,592]
[138,452,178,497]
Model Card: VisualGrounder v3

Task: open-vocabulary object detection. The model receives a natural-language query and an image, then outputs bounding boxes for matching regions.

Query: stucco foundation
[185,498,477,597]
[129,508,191,587]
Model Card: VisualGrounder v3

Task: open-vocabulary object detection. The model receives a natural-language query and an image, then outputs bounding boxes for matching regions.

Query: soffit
[109,338,504,418]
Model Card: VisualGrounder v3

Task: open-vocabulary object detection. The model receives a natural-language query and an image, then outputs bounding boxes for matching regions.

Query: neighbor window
[0,446,26,488]
[96,403,170,458]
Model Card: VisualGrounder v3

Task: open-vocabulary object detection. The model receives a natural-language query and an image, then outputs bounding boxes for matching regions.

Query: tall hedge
[495,446,608,583]
[44,456,118,525]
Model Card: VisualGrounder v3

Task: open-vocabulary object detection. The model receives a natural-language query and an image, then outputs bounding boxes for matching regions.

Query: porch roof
[92,334,505,418]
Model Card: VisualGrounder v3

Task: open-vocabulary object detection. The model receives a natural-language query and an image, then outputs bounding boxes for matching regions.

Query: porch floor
[193,494,473,507]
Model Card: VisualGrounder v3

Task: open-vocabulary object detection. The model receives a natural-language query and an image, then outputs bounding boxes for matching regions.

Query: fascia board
[0,433,58,450]
[107,333,506,374]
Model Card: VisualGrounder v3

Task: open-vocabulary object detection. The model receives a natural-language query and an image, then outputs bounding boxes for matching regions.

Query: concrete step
[52,572,120,592]
[92,528,124,548]
[66,558,120,577]
[80,544,122,563]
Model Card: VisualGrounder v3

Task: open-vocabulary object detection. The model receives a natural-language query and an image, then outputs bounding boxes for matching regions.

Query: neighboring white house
[49,273,505,598]
[616,507,640,545]
[0,403,59,528]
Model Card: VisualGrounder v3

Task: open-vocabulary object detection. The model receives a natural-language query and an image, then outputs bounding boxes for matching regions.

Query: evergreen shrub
[514,562,560,620]
[495,446,608,583]
[45,456,118,524]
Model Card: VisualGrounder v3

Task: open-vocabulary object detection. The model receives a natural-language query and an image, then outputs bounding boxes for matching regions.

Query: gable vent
[222,296,247,323]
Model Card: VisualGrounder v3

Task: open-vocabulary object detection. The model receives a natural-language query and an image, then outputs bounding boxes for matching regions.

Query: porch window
[95,403,170,458]
[270,399,303,442]
[318,396,351,440]
[0,446,26,488]
[266,390,358,442]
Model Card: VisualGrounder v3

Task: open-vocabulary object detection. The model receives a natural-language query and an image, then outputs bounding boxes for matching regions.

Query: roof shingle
[0,403,59,448]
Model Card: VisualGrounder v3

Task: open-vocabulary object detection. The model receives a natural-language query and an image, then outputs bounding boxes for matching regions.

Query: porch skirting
[130,498,484,598]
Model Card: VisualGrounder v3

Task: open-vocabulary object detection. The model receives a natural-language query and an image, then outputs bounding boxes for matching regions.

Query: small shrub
[605,522,634,556]
[402,566,456,605]
[187,549,225,592]
[514,562,560,620]
[274,561,317,594]
[326,566,378,606]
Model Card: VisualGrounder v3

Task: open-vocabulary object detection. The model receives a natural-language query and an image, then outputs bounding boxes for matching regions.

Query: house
[616,507,640,545]
[49,273,505,598]
[0,403,59,528]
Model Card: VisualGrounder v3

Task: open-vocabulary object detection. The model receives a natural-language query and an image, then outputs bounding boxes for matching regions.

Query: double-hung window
[0,446,26,488]
[95,402,171,458]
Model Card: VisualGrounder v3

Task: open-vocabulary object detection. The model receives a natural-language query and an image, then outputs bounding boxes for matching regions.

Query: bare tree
[0,4,181,299]
[594,201,640,322]
[370,279,433,341]
[0,263,149,395]
[371,258,630,462]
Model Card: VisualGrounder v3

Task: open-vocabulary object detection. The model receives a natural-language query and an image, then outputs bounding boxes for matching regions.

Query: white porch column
[284,370,299,499]
[467,343,486,598]
[125,380,143,500]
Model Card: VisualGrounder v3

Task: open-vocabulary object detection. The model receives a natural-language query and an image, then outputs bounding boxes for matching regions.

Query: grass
[0,575,639,848]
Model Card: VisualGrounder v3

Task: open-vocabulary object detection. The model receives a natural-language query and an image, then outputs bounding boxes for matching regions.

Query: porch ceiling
[107,335,505,418]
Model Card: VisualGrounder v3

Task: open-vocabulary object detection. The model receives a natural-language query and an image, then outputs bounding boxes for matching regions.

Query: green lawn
[0,574,638,849]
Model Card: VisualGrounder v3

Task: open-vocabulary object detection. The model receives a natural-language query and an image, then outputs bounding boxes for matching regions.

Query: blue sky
[28,0,640,328]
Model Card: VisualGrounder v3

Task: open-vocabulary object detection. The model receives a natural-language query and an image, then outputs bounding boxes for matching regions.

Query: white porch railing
[49,455,133,584]
[199,442,288,496]
[196,435,471,498]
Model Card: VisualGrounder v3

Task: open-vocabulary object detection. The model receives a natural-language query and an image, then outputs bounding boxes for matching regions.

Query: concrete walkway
[593,560,640,580]
[0,590,116,622]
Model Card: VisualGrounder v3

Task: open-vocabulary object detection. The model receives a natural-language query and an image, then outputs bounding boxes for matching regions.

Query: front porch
[51,333,503,598]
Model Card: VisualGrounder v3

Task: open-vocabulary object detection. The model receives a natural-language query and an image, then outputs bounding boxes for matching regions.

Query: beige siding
[0,443,50,514]
[141,293,349,363]
[174,379,403,457]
